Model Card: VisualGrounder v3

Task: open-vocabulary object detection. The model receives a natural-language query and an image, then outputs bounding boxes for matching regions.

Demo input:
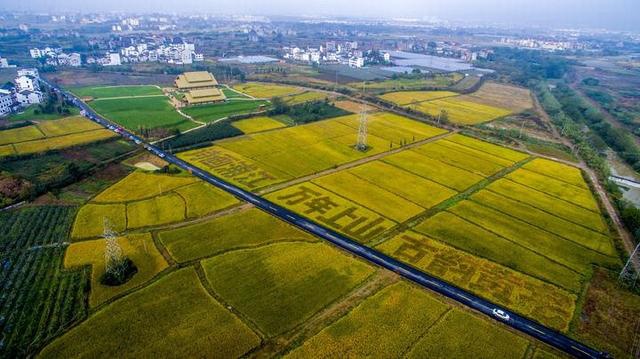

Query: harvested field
[458,82,533,113]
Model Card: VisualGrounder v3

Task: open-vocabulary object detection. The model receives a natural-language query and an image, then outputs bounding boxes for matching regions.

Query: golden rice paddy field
[232,82,302,98]
[231,116,287,133]
[0,116,116,157]
[263,130,620,334]
[71,171,239,238]
[379,82,531,125]
[179,112,447,190]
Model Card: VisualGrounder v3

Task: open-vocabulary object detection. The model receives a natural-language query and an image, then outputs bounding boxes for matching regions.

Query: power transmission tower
[619,243,640,288]
[103,218,125,280]
[356,83,368,152]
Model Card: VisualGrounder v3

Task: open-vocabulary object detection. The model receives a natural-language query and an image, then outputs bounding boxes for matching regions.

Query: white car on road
[492,309,510,321]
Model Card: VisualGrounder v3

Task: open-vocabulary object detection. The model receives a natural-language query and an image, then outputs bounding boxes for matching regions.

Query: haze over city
[2,0,640,31]
[1,2,640,358]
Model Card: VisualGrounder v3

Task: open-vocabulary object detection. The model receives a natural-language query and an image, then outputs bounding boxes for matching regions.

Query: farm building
[184,88,226,105]
[175,71,218,90]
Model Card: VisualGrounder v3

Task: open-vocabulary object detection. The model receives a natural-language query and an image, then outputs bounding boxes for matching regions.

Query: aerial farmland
[1,11,640,359]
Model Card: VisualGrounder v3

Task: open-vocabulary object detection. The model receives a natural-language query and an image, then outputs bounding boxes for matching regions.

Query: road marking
[527,325,546,335]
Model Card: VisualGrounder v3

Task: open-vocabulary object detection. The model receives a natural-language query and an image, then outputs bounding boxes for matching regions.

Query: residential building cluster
[29,47,82,67]
[86,42,203,66]
[283,41,390,68]
[499,38,587,51]
[0,69,44,117]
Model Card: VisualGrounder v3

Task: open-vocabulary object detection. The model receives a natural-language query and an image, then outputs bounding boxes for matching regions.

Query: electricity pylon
[619,243,640,288]
[356,83,368,152]
[103,218,124,278]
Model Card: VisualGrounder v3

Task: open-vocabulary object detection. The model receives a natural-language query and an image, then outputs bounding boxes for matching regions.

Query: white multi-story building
[69,53,82,67]
[180,51,193,64]
[193,53,204,62]
[18,68,39,78]
[348,57,364,68]
[16,90,42,105]
[30,48,42,58]
[0,56,8,68]
[106,53,121,66]
[383,52,391,62]
[0,89,14,116]
[15,75,40,92]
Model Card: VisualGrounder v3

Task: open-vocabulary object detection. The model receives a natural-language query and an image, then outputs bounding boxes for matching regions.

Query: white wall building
[0,89,14,116]
[16,90,42,106]
[18,68,39,78]
[69,53,82,67]
[106,53,121,66]
[15,75,40,92]
[29,48,42,58]
[0,57,8,68]
[348,57,364,68]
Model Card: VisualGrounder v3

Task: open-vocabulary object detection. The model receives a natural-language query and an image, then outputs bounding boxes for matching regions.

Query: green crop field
[182,100,270,123]
[71,85,163,99]
[0,206,89,358]
[202,242,374,336]
[159,207,317,262]
[39,268,261,358]
[232,116,286,133]
[64,233,168,307]
[89,96,196,132]
[350,73,463,92]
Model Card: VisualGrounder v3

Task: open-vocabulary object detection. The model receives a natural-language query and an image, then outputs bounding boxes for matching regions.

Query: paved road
[44,79,609,359]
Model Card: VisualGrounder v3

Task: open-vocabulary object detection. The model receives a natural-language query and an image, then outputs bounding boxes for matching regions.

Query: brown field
[458,82,533,113]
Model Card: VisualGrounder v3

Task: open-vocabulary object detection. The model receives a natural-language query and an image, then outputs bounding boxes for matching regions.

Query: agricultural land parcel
[70,85,162,99]
[182,100,270,123]
[232,116,286,133]
[71,171,239,238]
[348,73,464,93]
[44,185,562,359]
[380,82,532,125]
[0,116,116,157]
[265,134,526,242]
[179,112,447,190]
[266,130,620,332]
[232,82,302,98]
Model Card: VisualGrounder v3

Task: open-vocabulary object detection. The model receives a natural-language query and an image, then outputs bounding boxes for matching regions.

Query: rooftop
[184,88,226,105]
[175,71,218,89]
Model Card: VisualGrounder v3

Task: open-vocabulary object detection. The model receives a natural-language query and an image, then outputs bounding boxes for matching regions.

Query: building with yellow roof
[175,71,219,90]
[184,88,226,105]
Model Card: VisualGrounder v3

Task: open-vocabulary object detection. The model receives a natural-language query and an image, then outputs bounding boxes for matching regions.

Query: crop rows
[0,206,88,358]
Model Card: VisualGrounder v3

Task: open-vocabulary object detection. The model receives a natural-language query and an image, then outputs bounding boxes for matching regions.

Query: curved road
[44,79,608,359]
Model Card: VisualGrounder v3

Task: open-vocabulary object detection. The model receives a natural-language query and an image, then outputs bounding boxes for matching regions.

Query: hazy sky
[3,0,639,31]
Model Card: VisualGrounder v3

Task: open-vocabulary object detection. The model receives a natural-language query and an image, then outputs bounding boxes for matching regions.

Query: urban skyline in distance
[2,0,640,32]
